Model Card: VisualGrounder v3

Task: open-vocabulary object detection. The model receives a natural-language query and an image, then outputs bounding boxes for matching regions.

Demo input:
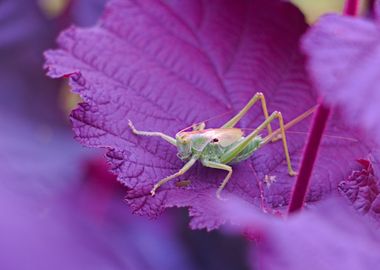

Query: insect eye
[213,138,219,142]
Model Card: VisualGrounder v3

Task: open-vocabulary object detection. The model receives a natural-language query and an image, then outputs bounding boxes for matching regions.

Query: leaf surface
[45,0,372,229]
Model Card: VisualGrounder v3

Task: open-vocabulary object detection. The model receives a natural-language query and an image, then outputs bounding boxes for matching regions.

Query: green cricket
[128,92,315,199]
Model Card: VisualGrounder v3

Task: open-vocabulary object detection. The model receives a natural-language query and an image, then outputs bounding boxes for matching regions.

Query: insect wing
[188,130,215,151]
[183,128,243,151]
[212,128,243,147]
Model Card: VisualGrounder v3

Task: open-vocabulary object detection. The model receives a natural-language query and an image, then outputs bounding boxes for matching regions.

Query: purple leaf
[302,13,380,145]
[219,197,380,270]
[45,0,372,229]
[338,159,380,222]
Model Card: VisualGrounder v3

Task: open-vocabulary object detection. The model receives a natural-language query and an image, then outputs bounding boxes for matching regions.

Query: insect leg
[220,111,297,176]
[202,160,232,200]
[221,92,273,137]
[128,120,176,146]
[150,157,198,196]
[266,112,297,176]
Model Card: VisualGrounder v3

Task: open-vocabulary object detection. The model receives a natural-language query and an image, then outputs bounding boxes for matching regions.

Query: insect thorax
[199,143,225,163]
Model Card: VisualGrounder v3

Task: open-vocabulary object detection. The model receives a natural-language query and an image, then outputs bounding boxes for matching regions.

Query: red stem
[366,0,376,18]
[343,0,360,16]
[287,0,360,214]
[288,103,330,213]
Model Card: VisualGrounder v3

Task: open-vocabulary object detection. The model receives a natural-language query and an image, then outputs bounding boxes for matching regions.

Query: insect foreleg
[128,120,176,146]
[221,92,273,137]
[150,157,198,196]
[220,111,297,176]
[201,160,232,200]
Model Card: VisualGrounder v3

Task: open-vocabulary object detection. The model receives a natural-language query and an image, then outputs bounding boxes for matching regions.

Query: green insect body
[177,129,262,164]
[128,92,315,199]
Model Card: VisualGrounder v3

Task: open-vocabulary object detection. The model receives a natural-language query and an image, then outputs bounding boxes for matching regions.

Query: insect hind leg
[265,112,297,176]
[268,112,297,176]
[221,92,273,138]
[221,111,297,176]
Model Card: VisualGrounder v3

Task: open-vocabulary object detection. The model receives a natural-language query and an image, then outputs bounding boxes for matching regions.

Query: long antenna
[240,129,358,142]
[178,110,233,133]
[283,131,358,142]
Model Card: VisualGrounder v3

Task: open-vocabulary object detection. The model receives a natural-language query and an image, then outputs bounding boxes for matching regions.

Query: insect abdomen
[228,136,262,164]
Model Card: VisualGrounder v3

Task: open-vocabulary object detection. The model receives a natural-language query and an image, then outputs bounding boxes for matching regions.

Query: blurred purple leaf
[45,0,372,230]
[0,0,105,121]
[0,0,93,200]
[219,197,380,270]
[302,13,380,145]
[0,1,59,120]
[71,0,107,26]
[0,0,51,48]
[0,115,87,202]
[0,158,196,270]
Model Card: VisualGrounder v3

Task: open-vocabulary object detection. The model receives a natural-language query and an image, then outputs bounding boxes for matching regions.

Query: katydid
[128,92,316,199]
